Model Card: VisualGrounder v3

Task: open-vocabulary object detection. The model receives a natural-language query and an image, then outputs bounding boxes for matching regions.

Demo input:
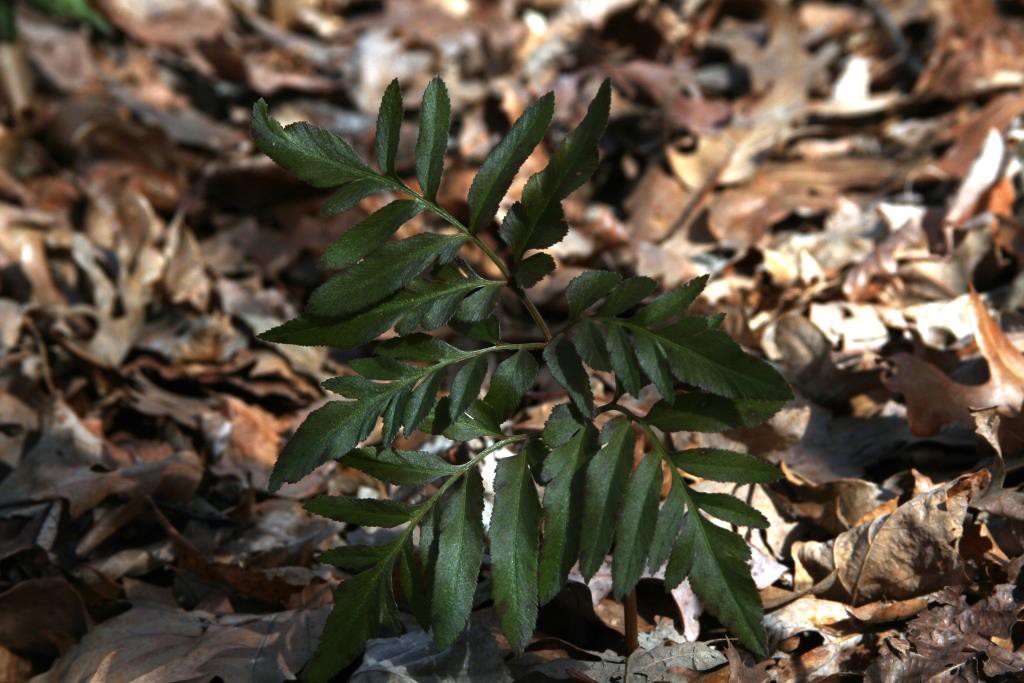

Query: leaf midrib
[676,480,763,652]
[495,457,527,641]
[603,318,785,399]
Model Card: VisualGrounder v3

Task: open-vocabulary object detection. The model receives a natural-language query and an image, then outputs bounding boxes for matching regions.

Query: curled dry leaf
[944,128,1007,227]
[868,572,1024,681]
[0,577,90,657]
[0,447,202,519]
[34,602,329,683]
[883,288,1024,435]
[793,469,989,605]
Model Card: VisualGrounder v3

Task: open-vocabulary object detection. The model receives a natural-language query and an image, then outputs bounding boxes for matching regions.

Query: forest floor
[1,0,1024,681]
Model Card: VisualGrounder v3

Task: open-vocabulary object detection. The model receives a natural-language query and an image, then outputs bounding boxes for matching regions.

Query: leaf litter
[2,0,1024,680]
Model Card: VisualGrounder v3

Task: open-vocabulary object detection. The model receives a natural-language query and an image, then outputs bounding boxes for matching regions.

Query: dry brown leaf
[625,164,690,242]
[945,128,1006,227]
[35,601,328,683]
[914,0,1024,99]
[0,644,30,683]
[773,475,894,537]
[884,289,1024,435]
[97,0,232,47]
[935,92,1024,178]
[0,577,91,657]
[793,470,989,605]
[0,400,201,517]
[222,396,283,479]
[867,574,1023,680]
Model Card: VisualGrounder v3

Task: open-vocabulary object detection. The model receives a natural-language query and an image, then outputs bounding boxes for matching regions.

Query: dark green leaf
[541,404,584,448]
[689,491,769,528]
[318,542,397,571]
[378,332,463,362]
[514,252,556,288]
[381,390,411,443]
[537,423,596,604]
[449,355,488,419]
[432,468,486,648]
[270,400,379,490]
[578,418,634,579]
[634,332,674,400]
[605,323,645,397]
[322,200,423,269]
[403,371,446,437]
[612,451,662,599]
[375,79,402,175]
[500,79,611,256]
[305,495,416,527]
[609,319,791,401]
[667,506,767,657]
[566,271,621,319]
[483,350,539,421]
[30,0,111,32]
[543,337,593,417]
[645,395,787,433]
[455,286,501,323]
[344,447,459,486]
[499,204,565,263]
[308,233,467,316]
[664,513,693,588]
[467,93,554,233]
[349,355,415,380]
[453,314,501,344]
[260,276,495,349]
[321,373,392,398]
[632,275,709,326]
[393,270,495,336]
[399,538,433,629]
[571,319,612,372]
[251,99,373,187]
[416,77,451,201]
[647,479,685,571]
[305,565,395,681]
[434,404,503,440]
[322,177,395,216]
[490,452,541,651]
[523,437,549,480]
[669,449,781,484]
[419,504,441,585]
[599,277,658,316]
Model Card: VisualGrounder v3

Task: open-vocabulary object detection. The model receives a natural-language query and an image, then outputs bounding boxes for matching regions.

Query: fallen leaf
[35,601,328,683]
[883,289,1024,435]
[0,577,90,657]
[793,470,989,605]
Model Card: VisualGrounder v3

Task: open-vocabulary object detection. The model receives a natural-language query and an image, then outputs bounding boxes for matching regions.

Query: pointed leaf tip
[468,91,555,233]
[375,78,403,176]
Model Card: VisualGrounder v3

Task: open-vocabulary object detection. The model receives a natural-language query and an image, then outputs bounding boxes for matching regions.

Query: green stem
[384,178,553,343]
[516,288,553,341]
[408,435,528,529]
[623,589,640,654]
[398,341,545,389]
[0,1,16,43]
[599,402,680,464]
[364,435,531,582]
[596,401,644,422]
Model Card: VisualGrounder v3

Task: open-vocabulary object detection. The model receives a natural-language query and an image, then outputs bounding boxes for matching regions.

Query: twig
[623,588,640,654]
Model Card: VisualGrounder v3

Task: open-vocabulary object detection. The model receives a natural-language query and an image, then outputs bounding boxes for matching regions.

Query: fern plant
[251,77,792,680]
